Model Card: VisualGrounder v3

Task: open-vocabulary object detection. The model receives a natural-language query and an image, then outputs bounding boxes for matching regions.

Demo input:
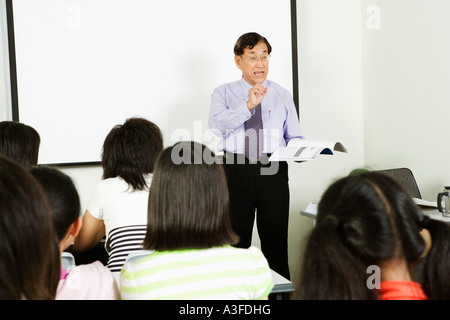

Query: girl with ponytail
[413,215,450,299]
[294,172,431,300]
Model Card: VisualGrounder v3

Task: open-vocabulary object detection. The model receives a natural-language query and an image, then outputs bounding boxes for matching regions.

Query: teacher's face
[235,41,269,86]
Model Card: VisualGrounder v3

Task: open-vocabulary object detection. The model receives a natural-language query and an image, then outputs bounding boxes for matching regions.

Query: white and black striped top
[106,225,147,273]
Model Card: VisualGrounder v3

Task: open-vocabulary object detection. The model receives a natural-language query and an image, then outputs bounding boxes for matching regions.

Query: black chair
[67,241,109,266]
[373,167,422,199]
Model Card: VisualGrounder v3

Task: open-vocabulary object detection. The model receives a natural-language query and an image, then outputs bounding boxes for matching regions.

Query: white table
[270,269,294,300]
[421,208,450,223]
[300,204,450,224]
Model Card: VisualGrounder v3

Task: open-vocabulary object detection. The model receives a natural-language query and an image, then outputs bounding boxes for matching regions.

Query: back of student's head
[414,216,450,299]
[0,156,59,299]
[0,121,40,168]
[29,166,81,242]
[102,117,163,190]
[295,172,425,300]
[143,141,238,251]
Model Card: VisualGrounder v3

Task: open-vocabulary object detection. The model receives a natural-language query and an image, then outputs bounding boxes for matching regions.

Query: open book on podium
[269,139,347,162]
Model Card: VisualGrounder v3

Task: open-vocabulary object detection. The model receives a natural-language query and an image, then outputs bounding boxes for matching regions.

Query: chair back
[61,252,76,269]
[125,250,154,264]
[374,167,422,199]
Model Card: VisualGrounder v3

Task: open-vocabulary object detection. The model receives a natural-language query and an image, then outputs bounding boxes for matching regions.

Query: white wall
[362,0,450,201]
[287,0,364,283]
[0,1,365,287]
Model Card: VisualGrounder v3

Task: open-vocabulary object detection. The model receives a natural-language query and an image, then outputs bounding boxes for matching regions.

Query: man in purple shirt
[209,32,303,280]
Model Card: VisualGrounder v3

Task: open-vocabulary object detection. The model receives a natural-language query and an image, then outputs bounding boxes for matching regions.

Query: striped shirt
[119,245,274,300]
[106,225,147,272]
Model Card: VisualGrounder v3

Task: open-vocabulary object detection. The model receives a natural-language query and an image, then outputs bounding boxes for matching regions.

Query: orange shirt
[379,281,428,300]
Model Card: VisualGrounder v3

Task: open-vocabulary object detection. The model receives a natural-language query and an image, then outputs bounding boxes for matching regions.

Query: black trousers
[222,153,290,280]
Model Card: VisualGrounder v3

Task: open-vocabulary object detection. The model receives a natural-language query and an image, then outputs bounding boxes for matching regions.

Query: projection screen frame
[5,0,299,167]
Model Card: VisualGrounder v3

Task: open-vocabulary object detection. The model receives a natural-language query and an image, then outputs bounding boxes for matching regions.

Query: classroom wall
[362,0,450,201]
[0,0,365,287]
[288,0,364,282]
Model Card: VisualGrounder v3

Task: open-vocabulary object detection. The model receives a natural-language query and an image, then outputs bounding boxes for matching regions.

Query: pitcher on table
[437,186,450,217]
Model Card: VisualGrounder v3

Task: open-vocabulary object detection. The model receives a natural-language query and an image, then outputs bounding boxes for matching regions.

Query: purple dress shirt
[209,77,304,155]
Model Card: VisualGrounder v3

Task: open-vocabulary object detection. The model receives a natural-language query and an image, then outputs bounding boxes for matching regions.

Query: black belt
[223,151,272,164]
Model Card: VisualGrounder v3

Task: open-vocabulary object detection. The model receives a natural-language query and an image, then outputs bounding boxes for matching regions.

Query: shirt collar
[239,77,268,93]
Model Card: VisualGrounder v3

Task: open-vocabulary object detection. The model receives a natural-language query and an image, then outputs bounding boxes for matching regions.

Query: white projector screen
[7,0,297,165]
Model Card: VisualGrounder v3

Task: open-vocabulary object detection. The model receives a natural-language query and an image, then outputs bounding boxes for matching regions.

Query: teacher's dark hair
[0,155,59,300]
[143,141,238,250]
[234,32,272,56]
[0,121,40,168]
[102,117,163,190]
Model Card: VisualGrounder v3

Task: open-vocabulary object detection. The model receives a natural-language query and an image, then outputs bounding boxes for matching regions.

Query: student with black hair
[294,172,431,300]
[412,215,450,299]
[0,156,59,299]
[120,142,274,300]
[74,117,164,277]
[0,120,40,168]
[30,166,119,299]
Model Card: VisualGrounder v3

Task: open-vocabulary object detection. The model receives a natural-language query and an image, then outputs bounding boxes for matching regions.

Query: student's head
[30,166,82,252]
[295,172,426,300]
[413,212,450,299]
[234,32,272,86]
[0,121,40,168]
[0,155,59,299]
[102,117,163,190]
[143,141,238,251]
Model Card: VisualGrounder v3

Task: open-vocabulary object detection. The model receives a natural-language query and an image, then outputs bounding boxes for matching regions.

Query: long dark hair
[102,117,163,190]
[295,172,425,300]
[0,121,40,168]
[0,156,59,299]
[143,141,238,250]
[413,216,450,299]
